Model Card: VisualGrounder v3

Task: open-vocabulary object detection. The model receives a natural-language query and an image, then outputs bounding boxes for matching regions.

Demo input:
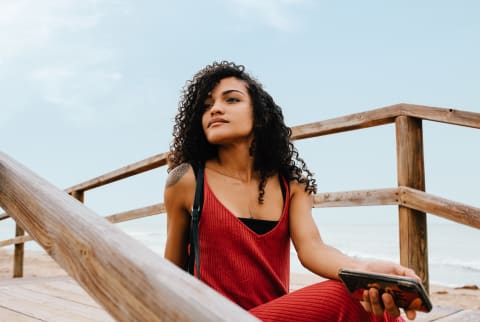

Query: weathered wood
[291,104,402,140]
[0,306,40,321]
[410,306,462,321]
[65,152,168,193]
[106,203,166,224]
[13,223,24,278]
[20,279,104,310]
[0,235,32,247]
[4,185,478,249]
[434,309,480,321]
[71,190,84,203]
[0,152,257,322]
[399,187,480,229]
[291,104,480,141]
[314,188,398,208]
[396,116,429,292]
[0,285,114,322]
[400,104,480,129]
[1,203,167,247]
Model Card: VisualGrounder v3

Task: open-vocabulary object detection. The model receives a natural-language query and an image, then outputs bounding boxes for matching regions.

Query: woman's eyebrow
[222,89,245,96]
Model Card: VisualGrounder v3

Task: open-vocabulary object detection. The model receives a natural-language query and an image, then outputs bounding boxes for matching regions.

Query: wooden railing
[0,152,257,322]
[1,103,479,318]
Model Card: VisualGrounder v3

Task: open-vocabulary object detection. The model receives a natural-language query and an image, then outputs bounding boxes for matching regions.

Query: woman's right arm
[163,163,196,270]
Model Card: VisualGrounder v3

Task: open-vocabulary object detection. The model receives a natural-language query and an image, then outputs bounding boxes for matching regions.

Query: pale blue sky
[1,0,479,223]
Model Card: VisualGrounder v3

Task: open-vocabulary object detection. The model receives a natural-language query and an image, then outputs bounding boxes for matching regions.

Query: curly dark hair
[169,61,317,201]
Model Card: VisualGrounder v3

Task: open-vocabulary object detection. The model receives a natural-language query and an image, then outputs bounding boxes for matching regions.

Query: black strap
[279,175,286,202]
[188,162,204,279]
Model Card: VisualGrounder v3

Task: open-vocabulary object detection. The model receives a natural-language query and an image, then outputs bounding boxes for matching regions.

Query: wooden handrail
[0,152,257,322]
[1,103,479,302]
[400,104,480,129]
[42,104,478,198]
[105,203,166,224]
[399,186,480,229]
[0,234,32,247]
[313,188,399,207]
[65,152,169,194]
[2,186,479,248]
[290,104,480,140]
[291,104,401,140]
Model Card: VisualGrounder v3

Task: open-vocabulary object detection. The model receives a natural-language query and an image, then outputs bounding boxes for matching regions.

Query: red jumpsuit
[197,175,404,322]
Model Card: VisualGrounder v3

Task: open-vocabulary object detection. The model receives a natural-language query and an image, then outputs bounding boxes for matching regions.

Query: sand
[1,249,478,310]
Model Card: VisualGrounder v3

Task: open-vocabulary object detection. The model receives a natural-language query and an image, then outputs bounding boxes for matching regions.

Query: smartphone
[338,268,433,313]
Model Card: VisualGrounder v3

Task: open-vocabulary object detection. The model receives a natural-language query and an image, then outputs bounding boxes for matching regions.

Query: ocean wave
[321,250,480,273]
[430,258,480,273]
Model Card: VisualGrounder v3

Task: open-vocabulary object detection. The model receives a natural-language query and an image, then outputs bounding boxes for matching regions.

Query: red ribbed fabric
[197,175,405,321]
[197,175,290,310]
[250,280,405,322]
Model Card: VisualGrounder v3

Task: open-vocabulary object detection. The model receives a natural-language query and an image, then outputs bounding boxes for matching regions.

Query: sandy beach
[1,248,478,311]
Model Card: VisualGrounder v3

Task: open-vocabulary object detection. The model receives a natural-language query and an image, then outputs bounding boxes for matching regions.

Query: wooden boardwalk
[0,276,114,321]
[0,275,478,321]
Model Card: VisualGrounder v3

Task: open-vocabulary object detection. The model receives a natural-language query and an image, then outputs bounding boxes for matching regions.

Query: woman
[164,61,418,321]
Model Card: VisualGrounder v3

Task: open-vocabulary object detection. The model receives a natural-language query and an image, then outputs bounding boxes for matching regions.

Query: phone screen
[338,269,432,312]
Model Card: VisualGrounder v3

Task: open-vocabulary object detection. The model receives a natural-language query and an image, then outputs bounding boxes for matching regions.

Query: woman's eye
[204,103,213,110]
[226,97,240,103]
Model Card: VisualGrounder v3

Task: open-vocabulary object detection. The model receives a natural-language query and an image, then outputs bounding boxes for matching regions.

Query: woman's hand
[360,261,420,320]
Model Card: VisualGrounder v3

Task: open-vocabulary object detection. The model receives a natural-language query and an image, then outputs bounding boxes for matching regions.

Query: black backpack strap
[188,162,204,279]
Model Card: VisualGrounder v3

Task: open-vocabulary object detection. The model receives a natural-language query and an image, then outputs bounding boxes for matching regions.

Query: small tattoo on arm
[166,163,190,188]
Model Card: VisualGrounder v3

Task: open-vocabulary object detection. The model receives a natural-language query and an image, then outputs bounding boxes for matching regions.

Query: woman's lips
[208,118,229,127]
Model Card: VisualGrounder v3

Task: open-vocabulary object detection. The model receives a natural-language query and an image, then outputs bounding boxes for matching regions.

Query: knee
[319,280,358,304]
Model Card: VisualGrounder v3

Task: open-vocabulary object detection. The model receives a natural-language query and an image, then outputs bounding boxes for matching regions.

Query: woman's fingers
[362,290,372,312]
[364,288,414,320]
[404,309,417,321]
[368,288,385,316]
[381,292,401,318]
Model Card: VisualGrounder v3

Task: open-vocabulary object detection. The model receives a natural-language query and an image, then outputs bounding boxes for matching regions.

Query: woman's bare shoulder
[165,163,193,188]
[288,179,307,193]
[164,162,197,213]
[165,163,196,191]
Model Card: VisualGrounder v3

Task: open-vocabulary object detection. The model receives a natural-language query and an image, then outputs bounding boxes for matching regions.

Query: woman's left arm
[289,182,419,319]
[289,181,365,279]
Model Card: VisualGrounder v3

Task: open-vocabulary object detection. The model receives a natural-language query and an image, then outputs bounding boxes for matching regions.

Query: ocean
[1,206,478,288]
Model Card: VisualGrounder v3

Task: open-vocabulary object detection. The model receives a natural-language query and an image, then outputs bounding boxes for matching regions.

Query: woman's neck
[210,145,256,183]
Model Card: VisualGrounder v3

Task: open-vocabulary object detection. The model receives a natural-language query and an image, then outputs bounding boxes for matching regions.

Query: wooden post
[71,190,84,203]
[13,223,24,278]
[395,116,429,292]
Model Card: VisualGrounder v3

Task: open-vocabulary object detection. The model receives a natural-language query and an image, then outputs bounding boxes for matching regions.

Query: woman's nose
[209,102,224,115]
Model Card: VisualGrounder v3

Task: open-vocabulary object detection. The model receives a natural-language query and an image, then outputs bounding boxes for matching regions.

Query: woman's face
[201,77,254,146]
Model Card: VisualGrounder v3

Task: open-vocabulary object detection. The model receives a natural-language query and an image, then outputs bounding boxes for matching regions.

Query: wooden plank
[291,104,401,140]
[0,286,114,322]
[291,104,480,141]
[399,187,480,229]
[434,309,480,321]
[401,104,480,129]
[71,190,85,203]
[1,203,165,247]
[13,223,25,277]
[408,306,462,321]
[106,203,166,224]
[65,152,169,193]
[0,235,32,247]
[0,212,9,221]
[0,306,41,321]
[0,276,69,287]
[20,279,101,307]
[395,116,429,291]
[313,188,398,208]
[0,152,257,322]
